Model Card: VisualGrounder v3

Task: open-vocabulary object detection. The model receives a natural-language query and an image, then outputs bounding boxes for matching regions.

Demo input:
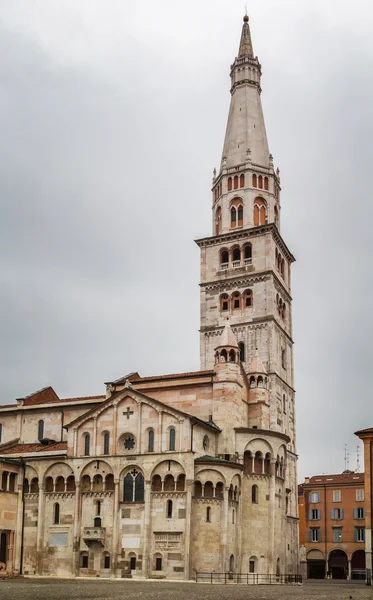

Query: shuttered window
[354,507,365,519]
[309,492,320,503]
[309,528,321,542]
[331,508,344,520]
[354,528,365,542]
[308,509,320,520]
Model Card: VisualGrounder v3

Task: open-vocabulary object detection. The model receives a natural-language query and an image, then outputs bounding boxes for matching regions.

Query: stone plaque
[49,532,68,547]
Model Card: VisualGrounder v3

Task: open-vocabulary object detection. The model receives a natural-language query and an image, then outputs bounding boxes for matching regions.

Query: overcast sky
[0,0,372,480]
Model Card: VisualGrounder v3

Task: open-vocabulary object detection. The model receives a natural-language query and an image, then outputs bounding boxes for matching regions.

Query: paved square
[0,579,371,600]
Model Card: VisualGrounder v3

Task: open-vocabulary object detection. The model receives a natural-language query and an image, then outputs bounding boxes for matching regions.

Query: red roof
[21,386,60,406]
[355,427,373,435]
[60,395,105,403]
[0,442,67,455]
[306,473,364,485]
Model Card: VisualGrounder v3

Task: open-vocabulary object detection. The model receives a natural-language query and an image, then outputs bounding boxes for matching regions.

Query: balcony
[221,263,229,270]
[82,527,105,546]
[232,260,241,268]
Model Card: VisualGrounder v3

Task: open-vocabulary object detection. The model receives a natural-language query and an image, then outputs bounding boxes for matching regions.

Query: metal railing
[195,572,302,585]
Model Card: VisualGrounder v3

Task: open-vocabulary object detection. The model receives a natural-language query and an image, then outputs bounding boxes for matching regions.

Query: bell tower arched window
[103,432,110,455]
[148,429,154,452]
[228,177,232,191]
[244,290,253,308]
[220,294,229,312]
[240,174,245,187]
[232,292,241,310]
[220,249,229,268]
[238,342,245,362]
[234,175,238,189]
[244,244,252,263]
[252,174,257,187]
[258,175,263,189]
[231,207,236,228]
[254,198,267,226]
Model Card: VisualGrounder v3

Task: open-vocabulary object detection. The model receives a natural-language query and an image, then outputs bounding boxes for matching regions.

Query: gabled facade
[0,14,299,580]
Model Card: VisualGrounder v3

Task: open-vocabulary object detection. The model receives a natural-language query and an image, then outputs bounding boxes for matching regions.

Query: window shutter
[309,509,313,520]
[354,528,358,542]
[331,509,334,520]
[317,509,320,520]
[354,508,358,519]
[317,529,321,542]
[340,508,344,520]
[308,530,313,542]
[362,508,365,519]
[308,492,313,503]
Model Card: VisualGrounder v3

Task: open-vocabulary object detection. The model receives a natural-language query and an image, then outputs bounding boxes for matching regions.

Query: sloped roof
[248,349,267,375]
[305,473,364,485]
[19,386,60,406]
[0,441,67,455]
[110,370,214,386]
[215,320,238,350]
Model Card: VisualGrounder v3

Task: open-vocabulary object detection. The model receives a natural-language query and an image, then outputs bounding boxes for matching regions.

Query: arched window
[244,290,253,308]
[1,471,7,491]
[228,177,232,191]
[252,174,257,187]
[176,474,185,491]
[232,247,241,263]
[194,481,202,497]
[9,473,16,492]
[232,509,235,524]
[258,175,263,189]
[240,174,245,188]
[103,432,110,455]
[148,429,154,452]
[54,503,60,524]
[244,244,252,262]
[238,342,245,362]
[38,420,44,441]
[84,433,90,456]
[164,474,175,492]
[206,506,211,522]
[215,206,222,235]
[283,395,286,413]
[169,428,176,451]
[254,198,267,226]
[167,499,173,519]
[220,349,227,363]
[105,474,114,491]
[130,555,137,571]
[96,500,101,515]
[230,207,236,228]
[94,516,101,527]
[249,376,256,388]
[155,555,163,571]
[264,176,269,190]
[55,476,65,492]
[0,423,2,443]
[252,485,258,504]
[204,481,214,498]
[123,473,133,502]
[234,175,238,189]
[215,482,224,499]
[135,472,144,502]
[232,292,241,310]
[237,205,243,226]
[229,349,236,363]
[220,249,229,268]
[220,294,229,312]
[151,475,162,491]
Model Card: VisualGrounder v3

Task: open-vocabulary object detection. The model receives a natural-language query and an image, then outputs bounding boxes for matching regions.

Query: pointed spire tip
[243,14,249,23]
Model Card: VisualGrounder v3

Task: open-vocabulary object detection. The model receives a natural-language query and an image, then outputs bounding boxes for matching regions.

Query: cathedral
[0,15,299,579]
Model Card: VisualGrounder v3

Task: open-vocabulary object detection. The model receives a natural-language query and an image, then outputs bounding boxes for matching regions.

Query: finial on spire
[239,11,254,58]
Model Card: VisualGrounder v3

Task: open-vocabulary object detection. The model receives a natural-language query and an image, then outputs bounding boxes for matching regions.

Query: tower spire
[239,14,254,58]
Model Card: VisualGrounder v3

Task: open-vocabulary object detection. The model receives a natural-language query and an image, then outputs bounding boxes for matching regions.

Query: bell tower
[195,13,296,453]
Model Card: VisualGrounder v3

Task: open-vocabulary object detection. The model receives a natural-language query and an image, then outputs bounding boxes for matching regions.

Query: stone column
[183,479,193,580]
[14,483,24,575]
[142,480,152,578]
[237,491,243,572]
[348,559,351,580]
[111,479,120,577]
[36,482,45,574]
[8,531,14,574]
[179,420,184,451]
[72,481,81,576]
[73,428,78,456]
[251,455,255,473]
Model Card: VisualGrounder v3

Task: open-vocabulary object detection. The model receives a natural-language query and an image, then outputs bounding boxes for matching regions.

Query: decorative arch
[230,198,243,229]
[220,294,229,313]
[244,289,253,308]
[121,467,145,503]
[243,243,252,262]
[220,248,229,267]
[228,176,233,191]
[232,291,241,310]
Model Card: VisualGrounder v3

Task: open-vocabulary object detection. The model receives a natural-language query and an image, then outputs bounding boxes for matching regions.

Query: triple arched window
[252,174,269,190]
[228,175,245,191]
[220,290,253,312]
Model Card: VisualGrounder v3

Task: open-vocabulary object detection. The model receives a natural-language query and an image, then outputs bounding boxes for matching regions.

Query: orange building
[298,472,366,580]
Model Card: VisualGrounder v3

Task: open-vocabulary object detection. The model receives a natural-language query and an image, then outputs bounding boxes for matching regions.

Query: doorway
[0,532,7,564]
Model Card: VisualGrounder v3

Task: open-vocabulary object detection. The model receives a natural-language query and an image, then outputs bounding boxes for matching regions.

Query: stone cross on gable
[123,406,134,419]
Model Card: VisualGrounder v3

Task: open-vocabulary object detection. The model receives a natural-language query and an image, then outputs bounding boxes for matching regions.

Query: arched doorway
[329,549,348,579]
[307,549,326,579]
[351,550,366,580]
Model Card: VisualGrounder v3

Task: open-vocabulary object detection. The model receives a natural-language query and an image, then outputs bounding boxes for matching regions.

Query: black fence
[196,572,302,585]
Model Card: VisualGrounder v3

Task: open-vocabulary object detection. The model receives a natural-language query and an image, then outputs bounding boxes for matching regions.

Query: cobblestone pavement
[0,579,370,600]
